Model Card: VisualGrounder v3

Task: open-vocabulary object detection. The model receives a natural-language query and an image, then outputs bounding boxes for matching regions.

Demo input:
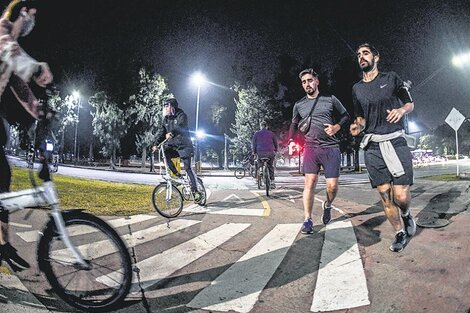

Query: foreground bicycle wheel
[234,167,245,179]
[152,183,184,218]
[37,211,132,312]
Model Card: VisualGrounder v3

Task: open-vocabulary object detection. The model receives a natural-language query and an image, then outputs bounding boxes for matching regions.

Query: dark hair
[162,97,178,109]
[260,121,268,128]
[356,43,380,57]
[298,68,319,80]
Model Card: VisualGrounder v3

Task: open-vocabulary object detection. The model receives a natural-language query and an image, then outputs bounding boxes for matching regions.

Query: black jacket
[156,108,194,158]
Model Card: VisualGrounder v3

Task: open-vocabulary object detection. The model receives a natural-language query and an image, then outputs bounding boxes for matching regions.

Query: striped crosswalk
[13,204,370,312]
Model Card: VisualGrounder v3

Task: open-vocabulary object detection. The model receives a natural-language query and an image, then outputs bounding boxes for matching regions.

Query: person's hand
[324,124,340,137]
[350,117,365,136]
[386,108,406,123]
[34,63,53,87]
[165,133,173,140]
[151,145,157,153]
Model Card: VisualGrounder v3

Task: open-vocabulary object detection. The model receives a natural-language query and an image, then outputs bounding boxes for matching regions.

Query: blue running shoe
[321,202,332,225]
[389,230,407,252]
[301,218,313,234]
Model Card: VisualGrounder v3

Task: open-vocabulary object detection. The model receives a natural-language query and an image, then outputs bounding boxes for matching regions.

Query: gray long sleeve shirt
[288,95,350,147]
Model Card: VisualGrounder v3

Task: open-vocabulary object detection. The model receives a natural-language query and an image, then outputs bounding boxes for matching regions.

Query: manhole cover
[416,218,449,228]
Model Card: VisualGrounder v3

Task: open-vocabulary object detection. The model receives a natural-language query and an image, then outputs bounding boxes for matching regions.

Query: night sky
[18,0,470,134]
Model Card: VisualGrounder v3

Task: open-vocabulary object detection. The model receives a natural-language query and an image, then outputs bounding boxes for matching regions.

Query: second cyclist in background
[153,98,202,203]
[252,121,278,188]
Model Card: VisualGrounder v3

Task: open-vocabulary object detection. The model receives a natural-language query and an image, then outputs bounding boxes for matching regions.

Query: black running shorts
[364,146,414,188]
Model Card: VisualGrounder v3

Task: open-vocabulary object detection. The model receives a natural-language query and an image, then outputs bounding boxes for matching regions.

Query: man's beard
[361,59,375,73]
[305,86,317,96]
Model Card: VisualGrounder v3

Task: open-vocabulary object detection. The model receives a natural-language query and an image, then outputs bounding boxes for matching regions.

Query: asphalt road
[1,158,469,313]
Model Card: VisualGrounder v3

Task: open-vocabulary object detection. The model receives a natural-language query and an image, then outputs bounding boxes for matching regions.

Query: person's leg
[393,184,416,236]
[318,147,341,224]
[0,123,11,246]
[164,149,180,176]
[303,173,319,220]
[182,156,198,192]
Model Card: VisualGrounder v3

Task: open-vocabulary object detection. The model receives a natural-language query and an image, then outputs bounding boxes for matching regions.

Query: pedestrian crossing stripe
[311,220,370,311]
[96,223,251,291]
[187,223,300,313]
[16,214,159,243]
[49,219,201,263]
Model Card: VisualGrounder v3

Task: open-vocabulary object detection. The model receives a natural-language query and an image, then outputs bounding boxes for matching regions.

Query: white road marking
[16,214,158,242]
[311,220,370,312]
[223,194,245,203]
[97,223,251,291]
[49,219,201,262]
[187,224,300,313]
[0,272,49,312]
[10,222,32,229]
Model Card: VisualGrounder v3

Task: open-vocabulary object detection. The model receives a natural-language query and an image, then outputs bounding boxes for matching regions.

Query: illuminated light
[452,52,470,67]
[196,130,206,139]
[191,72,206,87]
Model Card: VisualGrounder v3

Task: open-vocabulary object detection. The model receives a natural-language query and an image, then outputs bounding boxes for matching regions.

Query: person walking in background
[252,120,278,188]
[350,43,416,252]
[289,68,350,234]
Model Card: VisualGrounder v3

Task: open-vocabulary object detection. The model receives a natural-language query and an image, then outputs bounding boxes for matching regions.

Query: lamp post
[72,91,81,165]
[191,72,206,166]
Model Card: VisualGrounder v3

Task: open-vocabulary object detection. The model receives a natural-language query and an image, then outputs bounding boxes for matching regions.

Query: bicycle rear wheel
[37,211,132,312]
[234,167,245,179]
[257,168,264,189]
[264,165,270,197]
[152,182,184,218]
[196,177,207,206]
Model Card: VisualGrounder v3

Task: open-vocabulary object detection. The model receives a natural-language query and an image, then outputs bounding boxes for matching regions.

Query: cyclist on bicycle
[252,121,278,188]
[0,0,53,270]
[153,98,202,202]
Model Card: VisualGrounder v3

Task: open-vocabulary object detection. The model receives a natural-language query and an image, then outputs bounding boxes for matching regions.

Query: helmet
[162,98,178,109]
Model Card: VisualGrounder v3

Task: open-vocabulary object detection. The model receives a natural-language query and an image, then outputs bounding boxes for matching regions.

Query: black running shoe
[401,212,416,237]
[389,231,407,252]
[321,202,332,225]
[301,218,314,234]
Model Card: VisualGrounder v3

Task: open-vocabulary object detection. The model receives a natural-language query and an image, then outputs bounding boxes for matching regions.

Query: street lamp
[191,72,206,165]
[72,90,81,164]
[451,52,470,67]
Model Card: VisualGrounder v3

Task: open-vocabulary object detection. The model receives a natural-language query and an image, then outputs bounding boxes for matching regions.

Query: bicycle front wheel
[234,167,245,179]
[257,170,264,189]
[152,183,184,218]
[37,211,132,312]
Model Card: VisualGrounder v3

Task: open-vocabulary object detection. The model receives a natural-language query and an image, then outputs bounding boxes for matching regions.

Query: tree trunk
[141,148,146,169]
[109,145,116,170]
[149,147,155,172]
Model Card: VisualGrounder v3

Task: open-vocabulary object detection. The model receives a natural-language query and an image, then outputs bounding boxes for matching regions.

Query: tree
[47,90,79,158]
[127,68,172,171]
[230,83,282,158]
[89,92,127,169]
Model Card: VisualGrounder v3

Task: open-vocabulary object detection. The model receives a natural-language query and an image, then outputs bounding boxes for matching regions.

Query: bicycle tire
[257,167,263,189]
[234,167,245,179]
[264,165,270,197]
[37,211,132,312]
[152,182,184,218]
[196,177,207,206]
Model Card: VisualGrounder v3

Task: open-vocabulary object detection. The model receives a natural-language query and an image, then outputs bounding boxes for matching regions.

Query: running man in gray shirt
[288,68,350,234]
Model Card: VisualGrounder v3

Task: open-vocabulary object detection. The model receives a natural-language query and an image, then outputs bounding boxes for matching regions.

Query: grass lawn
[420,174,468,182]
[10,166,155,216]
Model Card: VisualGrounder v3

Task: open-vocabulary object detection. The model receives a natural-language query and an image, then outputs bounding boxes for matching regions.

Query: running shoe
[193,191,202,203]
[321,201,332,225]
[401,212,417,237]
[301,218,314,234]
[389,231,407,252]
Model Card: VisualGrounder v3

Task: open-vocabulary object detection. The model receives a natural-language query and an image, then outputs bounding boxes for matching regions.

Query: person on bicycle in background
[153,98,202,202]
[0,0,53,270]
[252,121,278,188]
